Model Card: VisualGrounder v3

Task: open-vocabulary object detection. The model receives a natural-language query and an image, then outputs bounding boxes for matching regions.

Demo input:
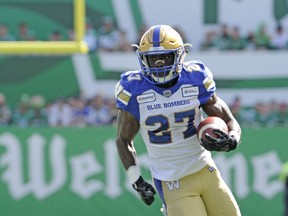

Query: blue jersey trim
[154,178,166,208]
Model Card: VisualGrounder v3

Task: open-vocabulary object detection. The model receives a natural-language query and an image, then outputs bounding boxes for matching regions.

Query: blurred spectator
[268,100,281,127]
[29,95,47,127]
[279,102,288,127]
[270,24,288,50]
[239,107,257,127]
[69,17,98,52]
[135,23,148,45]
[200,31,217,51]
[49,30,64,41]
[230,96,242,122]
[47,97,73,127]
[69,18,98,52]
[0,93,11,127]
[17,22,36,41]
[118,29,132,52]
[0,23,15,41]
[69,96,90,127]
[106,97,118,125]
[229,26,246,50]
[68,29,74,41]
[84,18,98,52]
[245,31,256,50]
[97,16,121,52]
[132,23,148,51]
[214,23,232,50]
[254,101,281,127]
[254,102,270,127]
[254,22,271,49]
[12,94,33,128]
[86,94,111,126]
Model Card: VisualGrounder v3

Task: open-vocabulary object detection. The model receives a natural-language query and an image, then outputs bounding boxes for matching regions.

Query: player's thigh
[167,196,207,216]
[157,178,207,216]
[202,164,241,216]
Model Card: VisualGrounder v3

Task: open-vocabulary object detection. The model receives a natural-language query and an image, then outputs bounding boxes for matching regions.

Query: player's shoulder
[115,70,146,102]
[119,70,143,87]
[183,60,213,78]
[183,60,208,73]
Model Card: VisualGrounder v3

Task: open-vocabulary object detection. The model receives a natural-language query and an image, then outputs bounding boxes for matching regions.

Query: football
[196,116,228,143]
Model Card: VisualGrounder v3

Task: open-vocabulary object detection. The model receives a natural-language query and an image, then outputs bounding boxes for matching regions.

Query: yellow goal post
[0,0,88,55]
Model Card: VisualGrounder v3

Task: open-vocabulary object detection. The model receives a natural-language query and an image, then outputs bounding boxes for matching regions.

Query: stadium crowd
[0,92,287,128]
[200,22,288,51]
[1,17,288,52]
[0,93,118,128]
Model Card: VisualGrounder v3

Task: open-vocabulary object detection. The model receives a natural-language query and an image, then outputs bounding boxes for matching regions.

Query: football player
[280,161,288,216]
[115,25,242,216]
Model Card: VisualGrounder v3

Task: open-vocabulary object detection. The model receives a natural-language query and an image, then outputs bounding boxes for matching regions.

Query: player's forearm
[116,136,142,184]
[226,118,241,134]
[116,136,137,170]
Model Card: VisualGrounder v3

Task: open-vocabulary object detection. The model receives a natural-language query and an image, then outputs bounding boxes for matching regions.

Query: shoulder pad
[184,60,205,72]
[115,70,142,106]
[121,70,143,82]
[115,81,132,106]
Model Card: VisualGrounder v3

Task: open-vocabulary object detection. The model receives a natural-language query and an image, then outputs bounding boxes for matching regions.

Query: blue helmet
[133,25,192,84]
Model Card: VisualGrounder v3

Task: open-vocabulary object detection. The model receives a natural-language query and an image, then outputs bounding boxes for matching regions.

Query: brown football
[196,116,228,143]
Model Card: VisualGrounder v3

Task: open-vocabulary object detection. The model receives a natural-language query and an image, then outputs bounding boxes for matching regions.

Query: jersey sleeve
[185,60,216,105]
[114,71,141,121]
[199,64,216,105]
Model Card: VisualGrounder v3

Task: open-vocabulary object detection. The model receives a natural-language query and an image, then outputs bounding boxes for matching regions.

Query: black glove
[132,176,156,206]
[200,129,239,152]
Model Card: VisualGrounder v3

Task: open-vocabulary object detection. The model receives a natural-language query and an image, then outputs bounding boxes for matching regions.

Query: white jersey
[115,60,216,181]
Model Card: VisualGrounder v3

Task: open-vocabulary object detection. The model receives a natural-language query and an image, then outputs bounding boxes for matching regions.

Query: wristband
[127,165,141,184]
[228,131,241,143]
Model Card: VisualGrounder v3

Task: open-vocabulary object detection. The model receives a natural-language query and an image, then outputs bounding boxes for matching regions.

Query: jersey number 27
[145,109,196,144]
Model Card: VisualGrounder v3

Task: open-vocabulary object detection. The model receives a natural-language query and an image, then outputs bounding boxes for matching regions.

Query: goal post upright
[0,0,88,55]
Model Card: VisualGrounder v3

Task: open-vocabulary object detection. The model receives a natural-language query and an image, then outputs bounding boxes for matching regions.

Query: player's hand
[200,129,239,152]
[132,176,156,206]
